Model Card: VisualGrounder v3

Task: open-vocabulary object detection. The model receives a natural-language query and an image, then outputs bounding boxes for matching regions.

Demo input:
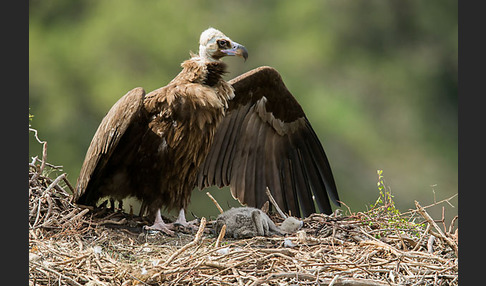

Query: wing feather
[241,112,258,206]
[295,130,331,213]
[230,108,256,203]
[198,66,340,217]
[253,120,268,206]
[263,131,285,210]
[223,104,252,185]
[303,121,340,206]
[281,154,299,214]
[75,87,145,204]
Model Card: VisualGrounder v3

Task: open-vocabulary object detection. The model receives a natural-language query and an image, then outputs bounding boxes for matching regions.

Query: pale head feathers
[198,27,248,62]
[199,27,227,47]
[199,27,231,61]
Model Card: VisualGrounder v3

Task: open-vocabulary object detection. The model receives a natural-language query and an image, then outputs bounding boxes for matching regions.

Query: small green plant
[363,170,425,239]
[369,169,395,210]
[29,109,34,127]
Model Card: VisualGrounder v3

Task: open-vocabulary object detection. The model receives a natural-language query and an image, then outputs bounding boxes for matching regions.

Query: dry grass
[29,130,458,285]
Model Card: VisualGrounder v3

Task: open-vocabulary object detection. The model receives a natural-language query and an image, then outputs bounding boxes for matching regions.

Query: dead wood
[415,201,458,256]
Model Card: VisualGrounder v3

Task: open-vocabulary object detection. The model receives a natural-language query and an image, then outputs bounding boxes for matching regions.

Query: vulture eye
[217,40,229,48]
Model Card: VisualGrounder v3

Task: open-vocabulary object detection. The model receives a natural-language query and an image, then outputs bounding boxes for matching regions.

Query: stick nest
[29,131,458,286]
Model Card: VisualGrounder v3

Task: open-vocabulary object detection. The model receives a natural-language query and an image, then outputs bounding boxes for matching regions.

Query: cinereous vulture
[74,27,340,235]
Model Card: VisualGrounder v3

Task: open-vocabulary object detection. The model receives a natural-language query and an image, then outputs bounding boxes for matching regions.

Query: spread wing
[197,66,340,217]
[74,87,145,204]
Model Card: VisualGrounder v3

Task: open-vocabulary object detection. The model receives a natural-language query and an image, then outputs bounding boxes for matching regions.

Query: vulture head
[198,27,248,62]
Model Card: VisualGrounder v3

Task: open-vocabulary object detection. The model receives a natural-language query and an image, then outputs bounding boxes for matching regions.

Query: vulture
[74,28,340,235]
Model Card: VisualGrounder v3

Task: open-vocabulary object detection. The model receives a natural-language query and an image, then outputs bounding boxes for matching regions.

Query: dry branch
[415,201,458,256]
[265,187,287,219]
[206,191,224,214]
[163,217,207,267]
[215,224,226,248]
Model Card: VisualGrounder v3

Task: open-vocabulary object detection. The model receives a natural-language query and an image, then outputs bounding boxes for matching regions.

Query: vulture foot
[144,223,175,236]
[173,219,200,232]
[172,209,199,232]
[143,209,175,236]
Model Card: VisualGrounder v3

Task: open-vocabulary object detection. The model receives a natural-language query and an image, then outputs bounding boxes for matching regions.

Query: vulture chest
[137,85,229,209]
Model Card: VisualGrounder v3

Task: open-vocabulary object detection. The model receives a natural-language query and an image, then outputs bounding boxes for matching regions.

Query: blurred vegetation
[29,0,457,221]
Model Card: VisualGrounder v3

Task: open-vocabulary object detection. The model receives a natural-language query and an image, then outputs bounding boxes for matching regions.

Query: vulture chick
[75,27,340,235]
[214,207,303,239]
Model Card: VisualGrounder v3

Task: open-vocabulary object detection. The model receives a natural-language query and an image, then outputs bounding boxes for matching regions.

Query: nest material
[29,130,458,286]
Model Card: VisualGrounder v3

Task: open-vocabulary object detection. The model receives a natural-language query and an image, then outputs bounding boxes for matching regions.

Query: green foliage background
[29,0,457,220]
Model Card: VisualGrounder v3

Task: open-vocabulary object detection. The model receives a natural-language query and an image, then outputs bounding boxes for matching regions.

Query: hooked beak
[222,42,248,61]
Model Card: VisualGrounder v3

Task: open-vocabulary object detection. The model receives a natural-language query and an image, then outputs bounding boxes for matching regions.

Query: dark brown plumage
[198,66,340,217]
[75,28,340,233]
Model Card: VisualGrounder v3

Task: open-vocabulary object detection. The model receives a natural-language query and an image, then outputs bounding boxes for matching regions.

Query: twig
[67,208,90,224]
[202,260,229,270]
[29,128,48,182]
[448,215,458,234]
[265,187,287,219]
[163,217,207,266]
[30,156,64,170]
[232,267,244,286]
[30,261,83,286]
[91,218,127,226]
[329,275,339,286]
[126,272,152,286]
[32,197,42,228]
[53,253,91,266]
[44,173,67,194]
[206,192,224,214]
[215,224,226,248]
[412,223,431,251]
[41,195,55,226]
[63,176,75,195]
[402,194,457,217]
[414,201,458,256]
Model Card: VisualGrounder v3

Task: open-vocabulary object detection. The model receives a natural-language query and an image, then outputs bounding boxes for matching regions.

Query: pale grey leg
[143,209,175,236]
[173,209,199,230]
